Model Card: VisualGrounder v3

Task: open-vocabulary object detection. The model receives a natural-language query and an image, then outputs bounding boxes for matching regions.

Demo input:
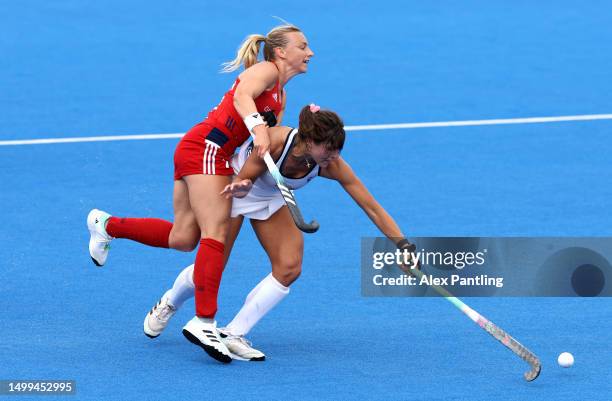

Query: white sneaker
[144,291,176,338]
[182,317,232,364]
[218,328,266,361]
[87,209,113,266]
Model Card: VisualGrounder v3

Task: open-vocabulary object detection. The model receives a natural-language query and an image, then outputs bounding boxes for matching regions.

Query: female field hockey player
[143,104,417,361]
[87,24,314,363]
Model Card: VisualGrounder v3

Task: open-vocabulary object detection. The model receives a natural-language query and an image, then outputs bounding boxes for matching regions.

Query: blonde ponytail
[221,34,267,73]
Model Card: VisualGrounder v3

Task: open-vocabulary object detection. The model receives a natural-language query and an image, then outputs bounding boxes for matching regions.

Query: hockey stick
[260,151,319,233]
[245,123,318,233]
[245,125,319,233]
[404,266,541,381]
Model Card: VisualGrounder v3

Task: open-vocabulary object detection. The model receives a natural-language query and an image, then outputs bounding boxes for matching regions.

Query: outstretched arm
[321,158,419,266]
[320,157,406,244]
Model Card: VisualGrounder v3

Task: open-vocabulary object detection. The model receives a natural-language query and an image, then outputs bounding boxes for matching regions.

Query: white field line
[1,113,612,146]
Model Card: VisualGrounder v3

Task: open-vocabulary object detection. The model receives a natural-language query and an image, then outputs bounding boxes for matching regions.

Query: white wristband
[243,113,266,134]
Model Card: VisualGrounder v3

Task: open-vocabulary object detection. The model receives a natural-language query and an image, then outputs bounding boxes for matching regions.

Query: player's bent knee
[175,241,198,252]
[168,234,199,252]
[171,241,196,252]
[276,260,302,286]
[287,268,302,285]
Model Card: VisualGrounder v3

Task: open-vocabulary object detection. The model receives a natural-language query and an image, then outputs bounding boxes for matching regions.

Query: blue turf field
[1,1,611,400]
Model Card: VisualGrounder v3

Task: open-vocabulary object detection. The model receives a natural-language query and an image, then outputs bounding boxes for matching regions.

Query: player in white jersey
[144,104,416,361]
[229,125,320,220]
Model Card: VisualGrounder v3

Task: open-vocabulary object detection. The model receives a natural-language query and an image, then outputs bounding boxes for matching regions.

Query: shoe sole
[229,352,265,362]
[144,331,159,339]
[182,329,232,364]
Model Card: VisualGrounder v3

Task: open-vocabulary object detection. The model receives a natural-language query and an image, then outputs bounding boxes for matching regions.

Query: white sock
[166,264,195,309]
[226,273,290,336]
[243,273,269,304]
[164,264,270,310]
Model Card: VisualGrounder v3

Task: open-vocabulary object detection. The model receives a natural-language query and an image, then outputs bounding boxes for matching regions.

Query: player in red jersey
[87,24,314,363]
[142,105,418,361]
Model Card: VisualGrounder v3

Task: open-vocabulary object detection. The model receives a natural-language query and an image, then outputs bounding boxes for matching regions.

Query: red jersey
[203,76,283,155]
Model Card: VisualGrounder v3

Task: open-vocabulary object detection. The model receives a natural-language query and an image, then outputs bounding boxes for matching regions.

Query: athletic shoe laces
[228,335,252,347]
[155,302,175,321]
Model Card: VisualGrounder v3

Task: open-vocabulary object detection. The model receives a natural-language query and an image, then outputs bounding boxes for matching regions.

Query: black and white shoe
[182,317,232,364]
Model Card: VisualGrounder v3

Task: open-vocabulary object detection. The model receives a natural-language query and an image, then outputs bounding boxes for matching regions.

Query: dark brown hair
[296,105,345,151]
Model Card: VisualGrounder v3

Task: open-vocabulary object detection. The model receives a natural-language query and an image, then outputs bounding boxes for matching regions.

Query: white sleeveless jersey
[230,128,320,220]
